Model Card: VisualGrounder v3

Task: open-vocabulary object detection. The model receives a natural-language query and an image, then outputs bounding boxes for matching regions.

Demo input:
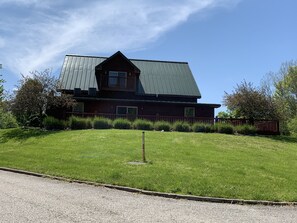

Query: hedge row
[43,116,258,135]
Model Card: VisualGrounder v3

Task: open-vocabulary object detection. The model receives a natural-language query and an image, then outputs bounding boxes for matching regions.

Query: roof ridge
[66,54,108,59]
[131,58,188,64]
[65,54,188,64]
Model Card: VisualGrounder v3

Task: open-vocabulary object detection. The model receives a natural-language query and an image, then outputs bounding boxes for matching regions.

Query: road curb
[1,167,296,206]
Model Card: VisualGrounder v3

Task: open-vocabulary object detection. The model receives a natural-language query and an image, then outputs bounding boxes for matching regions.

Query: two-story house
[58,51,220,121]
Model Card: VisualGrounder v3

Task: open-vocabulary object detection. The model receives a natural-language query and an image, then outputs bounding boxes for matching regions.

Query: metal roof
[59,54,201,98]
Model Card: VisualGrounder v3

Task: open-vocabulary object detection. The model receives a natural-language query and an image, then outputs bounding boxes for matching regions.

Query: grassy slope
[0,128,297,201]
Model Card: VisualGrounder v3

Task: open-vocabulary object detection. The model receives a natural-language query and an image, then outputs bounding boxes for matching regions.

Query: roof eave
[72,96,221,107]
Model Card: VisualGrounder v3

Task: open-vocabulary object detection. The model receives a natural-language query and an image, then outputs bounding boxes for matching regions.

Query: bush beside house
[93,117,112,129]
[235,124,257,135]
[215,123,235,134]
[154,121,171,131]
[133,119,154,130]
[69,116,92,130]
[40,116,275,137]
[173,121,191,132]
[43,116,66,130]
[113,118,132,129]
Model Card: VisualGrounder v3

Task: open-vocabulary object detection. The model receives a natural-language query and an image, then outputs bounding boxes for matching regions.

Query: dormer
[95,51,140,92]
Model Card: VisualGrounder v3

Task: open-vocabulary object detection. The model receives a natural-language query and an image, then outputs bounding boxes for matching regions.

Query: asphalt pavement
[0,170,296,222]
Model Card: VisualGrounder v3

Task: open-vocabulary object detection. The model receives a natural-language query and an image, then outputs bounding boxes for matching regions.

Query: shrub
[133,119,153,130]
[93,117,112,129]
[215,123,234,134]
[288,116,297,134]
[279,122,291,136]
[43,116,65,130]
[173,121,191,132]
[0,109,18,129]
[154,121,171,131]
[69,116,92,130]
[235,124,257,135]
[64,120,70,129]
[204,124,212,133]
[211,123,218,133]
[192,122,206,132]
[193,123,213,133]
[86,118,93,129]
[113,118,132,129]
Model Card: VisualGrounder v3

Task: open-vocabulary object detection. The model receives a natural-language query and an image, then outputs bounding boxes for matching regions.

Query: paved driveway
[0,170,296,222]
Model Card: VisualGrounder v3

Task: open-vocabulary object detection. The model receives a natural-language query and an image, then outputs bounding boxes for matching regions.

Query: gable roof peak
[95,51,140,73]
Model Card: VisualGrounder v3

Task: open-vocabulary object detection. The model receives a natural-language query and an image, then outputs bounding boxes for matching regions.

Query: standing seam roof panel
[75,57,83,90]
[87,58,94,90]
[59,56,68,89]
[59,55,201,97]
[69,56,77,90]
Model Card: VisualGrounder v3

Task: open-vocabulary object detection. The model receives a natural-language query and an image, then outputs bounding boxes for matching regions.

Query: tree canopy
[0,73,18,129]
[273,65,297,120]
[12,69,75,126]
[224,61,297,134]
[0,74,4,103]
[223,80,279,120]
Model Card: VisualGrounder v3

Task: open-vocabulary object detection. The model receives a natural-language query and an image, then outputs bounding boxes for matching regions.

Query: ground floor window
[73,102,84,113]
[184,107,195,117]
[116,106,138,116]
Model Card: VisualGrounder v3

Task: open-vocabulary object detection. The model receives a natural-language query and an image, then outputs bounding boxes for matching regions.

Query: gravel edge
[1,167,296,206]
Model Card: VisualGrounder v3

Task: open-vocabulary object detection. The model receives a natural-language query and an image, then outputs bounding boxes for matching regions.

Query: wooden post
[142,131,146,163]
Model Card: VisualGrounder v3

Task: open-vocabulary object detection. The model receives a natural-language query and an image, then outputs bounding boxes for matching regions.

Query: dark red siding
[79,100,214,118]
[96,53,139,92]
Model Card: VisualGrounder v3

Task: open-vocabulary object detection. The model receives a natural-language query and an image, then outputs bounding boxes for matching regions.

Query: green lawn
[1,128,297,202]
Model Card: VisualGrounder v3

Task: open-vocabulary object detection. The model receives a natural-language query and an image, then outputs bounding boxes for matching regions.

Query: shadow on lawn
[0,128,58,143]
[262,135,297,143]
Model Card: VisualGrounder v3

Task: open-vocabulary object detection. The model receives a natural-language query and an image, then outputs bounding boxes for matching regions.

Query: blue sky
[0,0,296,113]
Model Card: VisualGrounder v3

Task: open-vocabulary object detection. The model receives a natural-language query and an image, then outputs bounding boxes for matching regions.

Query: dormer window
[108,71,127,88]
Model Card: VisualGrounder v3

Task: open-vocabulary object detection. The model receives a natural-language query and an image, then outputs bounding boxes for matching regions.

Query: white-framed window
[184,107,195,117]
[116,106,138,116]
[73,102,84,113]
[108,71,127,88]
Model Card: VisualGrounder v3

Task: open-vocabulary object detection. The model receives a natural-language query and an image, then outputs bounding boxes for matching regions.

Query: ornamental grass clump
[113,118,132,129]
[192,122,213,133]
[132,119,154,130]
[215,123,234,134]
[192,122,206,132]
[43,116,66,130]
[173,121,191,132]
[154,121,171,131]
[93,117,112,129]
[204,124,212,133]
[69,116,92,130]
[235,124,257,135]
[85,118,93,129]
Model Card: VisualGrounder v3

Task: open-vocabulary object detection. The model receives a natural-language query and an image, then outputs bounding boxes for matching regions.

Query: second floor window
[108,71,127,88]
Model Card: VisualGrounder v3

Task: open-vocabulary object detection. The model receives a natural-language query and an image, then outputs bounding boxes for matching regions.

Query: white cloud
[0,0,240,76]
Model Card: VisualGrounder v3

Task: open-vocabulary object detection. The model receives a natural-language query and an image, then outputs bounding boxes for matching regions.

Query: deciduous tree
[223,80,279,120]
[12,69,75,127]
[0,74,4,103]
[273,64,297,120]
